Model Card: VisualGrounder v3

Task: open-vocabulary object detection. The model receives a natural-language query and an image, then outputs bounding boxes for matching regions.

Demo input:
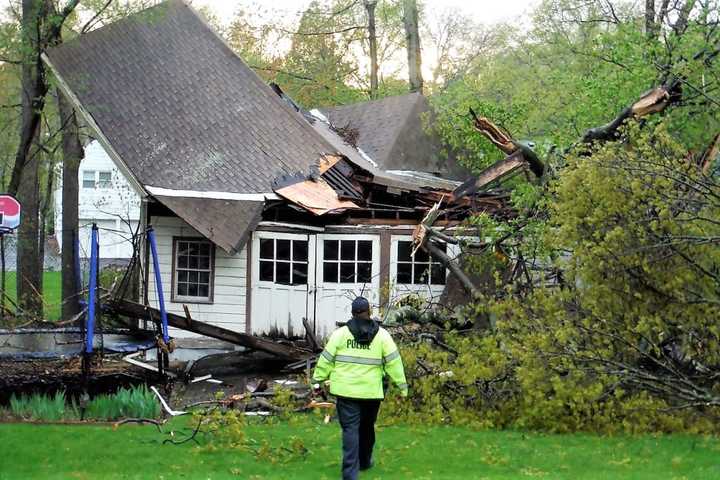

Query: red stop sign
[0,195,21,231]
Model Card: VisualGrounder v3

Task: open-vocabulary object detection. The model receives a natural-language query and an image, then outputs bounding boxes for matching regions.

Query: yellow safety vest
[312,326,408,399]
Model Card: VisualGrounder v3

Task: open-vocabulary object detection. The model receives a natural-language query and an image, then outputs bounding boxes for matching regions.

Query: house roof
[45,0,334,195]
[321,93,469,179]
[152,196,263,254]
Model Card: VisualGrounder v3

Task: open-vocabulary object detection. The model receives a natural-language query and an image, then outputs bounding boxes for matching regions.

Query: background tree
[401,0,422,93]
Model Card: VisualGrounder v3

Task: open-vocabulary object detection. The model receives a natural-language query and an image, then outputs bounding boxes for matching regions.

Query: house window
[82,170,96,188]
[259,238,308,285]
[98,171,112,188]
[173,238,214,302]
[323,239,372,284]
[396,240,446,285]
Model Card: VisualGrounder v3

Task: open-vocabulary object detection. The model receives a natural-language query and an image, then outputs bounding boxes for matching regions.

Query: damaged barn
[36,0,540,384]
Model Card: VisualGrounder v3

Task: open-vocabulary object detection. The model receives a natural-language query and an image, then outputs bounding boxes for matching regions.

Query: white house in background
[54,140,141,262]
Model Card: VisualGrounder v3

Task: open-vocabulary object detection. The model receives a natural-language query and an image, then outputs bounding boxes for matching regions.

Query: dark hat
[351,296,370,313]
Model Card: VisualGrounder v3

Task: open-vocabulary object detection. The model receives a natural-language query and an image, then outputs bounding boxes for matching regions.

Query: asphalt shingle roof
[46,0,334,194]
[322,93,470,180]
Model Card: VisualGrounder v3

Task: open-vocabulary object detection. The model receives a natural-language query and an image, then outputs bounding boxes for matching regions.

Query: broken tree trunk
[580,82,682,144]
[469,108,545,178]
[107,297,310,361]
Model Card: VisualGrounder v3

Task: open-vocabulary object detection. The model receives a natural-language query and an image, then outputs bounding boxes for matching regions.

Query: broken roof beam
[107,298,310,361]
[453,150,527,199]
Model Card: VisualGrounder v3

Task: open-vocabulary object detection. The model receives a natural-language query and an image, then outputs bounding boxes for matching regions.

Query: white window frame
[319,235,376,285]
[172,237,215,304]
[257,234,310,286]
[389,235,460,298]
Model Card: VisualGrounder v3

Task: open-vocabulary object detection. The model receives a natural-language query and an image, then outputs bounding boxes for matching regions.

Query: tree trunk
[16,132,42,319]
[14,0,46,320]
[402,0,423,93]
[57,90,84,321]
[645,0,657,39]
[365,1,378,99]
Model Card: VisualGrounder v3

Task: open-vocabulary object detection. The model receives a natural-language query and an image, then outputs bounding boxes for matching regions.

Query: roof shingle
[46,0,334,194]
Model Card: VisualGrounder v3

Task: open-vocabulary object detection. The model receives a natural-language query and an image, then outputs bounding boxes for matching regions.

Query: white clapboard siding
[146,216,247,338]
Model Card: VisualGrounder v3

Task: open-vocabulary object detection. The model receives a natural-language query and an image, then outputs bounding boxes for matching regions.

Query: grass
[6,386,159,422]
[0,417,718,479]
[2,271,62,322]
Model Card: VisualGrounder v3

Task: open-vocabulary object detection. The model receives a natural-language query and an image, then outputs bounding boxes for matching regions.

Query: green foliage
[85,385,160,420]
[9,391,74,422]
[7,385,159,422]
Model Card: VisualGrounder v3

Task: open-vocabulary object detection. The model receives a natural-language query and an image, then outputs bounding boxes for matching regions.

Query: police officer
[312,296,408,480]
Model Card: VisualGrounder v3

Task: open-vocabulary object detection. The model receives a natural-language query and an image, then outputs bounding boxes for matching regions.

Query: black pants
[335,397,381,480]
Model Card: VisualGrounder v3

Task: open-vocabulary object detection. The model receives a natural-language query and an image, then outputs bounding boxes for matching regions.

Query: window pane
[398,241,412,262]
[414,264,429,284]
[358,241,372,261]
[260,239,274,259]
[292,262,308,285]
[415,248,430,263]
[431,264,446,285]
[340,240,355,261]
[178,270,188,283]
[188,242,200,256]
[178,255,188,269]
[276,261,291,284]
[276,239,291,260]
[177,283,188,296]
[199,272,210,284]
[178,242,190,256]
[187,284,198,297]
[188,256,198,269]
[198,243,211,256]
[357,262,372,283]
[293,240,308,261]
[198,284,209,298]
[198,255,210,270]
[397,263,412,284]
[340,262,355,283]
[98,171,112,187]
[324,240,338,260]
[189,271,199,283]
[260,261,274,281]
[323,262,338,283]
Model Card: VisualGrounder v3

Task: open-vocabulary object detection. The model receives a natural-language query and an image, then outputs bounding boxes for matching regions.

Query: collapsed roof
[45,0,517,254]
[321,93,469,179]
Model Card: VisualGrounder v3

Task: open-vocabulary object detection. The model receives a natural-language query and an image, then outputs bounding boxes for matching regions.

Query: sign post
[0,194,21,322]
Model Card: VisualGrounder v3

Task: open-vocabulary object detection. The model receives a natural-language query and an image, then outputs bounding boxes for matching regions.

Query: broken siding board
[146,216,248,337]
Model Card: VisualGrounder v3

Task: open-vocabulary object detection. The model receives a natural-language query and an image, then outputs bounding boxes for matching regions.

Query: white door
[250,232,316,337]
[314,234,381,338]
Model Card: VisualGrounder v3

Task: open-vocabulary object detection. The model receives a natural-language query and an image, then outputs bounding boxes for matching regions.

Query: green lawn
[1,418,718,479]
[3,271,62,321]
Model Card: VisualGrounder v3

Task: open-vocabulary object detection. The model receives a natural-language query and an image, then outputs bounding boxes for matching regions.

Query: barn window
[396,240,446,285]
[323,239,372,283]
[258,238,308,285]
[173,238,214,302]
